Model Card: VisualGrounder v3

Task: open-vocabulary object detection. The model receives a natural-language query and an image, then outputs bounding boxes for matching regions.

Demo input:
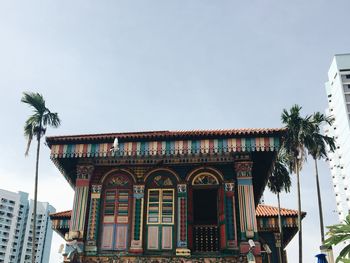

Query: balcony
[193,225,219,252]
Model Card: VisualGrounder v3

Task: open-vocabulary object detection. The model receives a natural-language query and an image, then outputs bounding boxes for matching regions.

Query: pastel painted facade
[47,129,303,263]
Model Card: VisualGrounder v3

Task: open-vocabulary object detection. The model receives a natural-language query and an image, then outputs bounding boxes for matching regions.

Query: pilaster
[176,184,191,256]
[130,185,145,253]
[85,184,102,254]
[224,182,238,249]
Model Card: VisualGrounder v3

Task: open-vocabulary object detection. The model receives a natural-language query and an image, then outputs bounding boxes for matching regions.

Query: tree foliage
[305,112,336,159]
[324,214,350,263]
[268,148,291,194]
[21,92,60,155]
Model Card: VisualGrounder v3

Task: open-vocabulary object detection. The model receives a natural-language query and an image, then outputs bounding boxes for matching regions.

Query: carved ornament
[77,165,94,179]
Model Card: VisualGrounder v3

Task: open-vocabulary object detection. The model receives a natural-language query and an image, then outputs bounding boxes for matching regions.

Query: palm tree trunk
[32,134,41,263]
[277,192,284,263]
[314,158,325,243]
[296,161,302,263]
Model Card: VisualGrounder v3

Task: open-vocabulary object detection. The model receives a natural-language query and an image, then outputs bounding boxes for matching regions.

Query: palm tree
[324,214,350,263]
[267,149,291,263]
[21,92,60,263]
[281,104,312,263]
[304,112,336,243]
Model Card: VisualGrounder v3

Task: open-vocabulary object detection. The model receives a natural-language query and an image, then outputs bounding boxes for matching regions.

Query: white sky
[0,1,349,262]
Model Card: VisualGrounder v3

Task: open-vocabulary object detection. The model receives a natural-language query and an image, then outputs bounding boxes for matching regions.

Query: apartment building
[0,189,55,263]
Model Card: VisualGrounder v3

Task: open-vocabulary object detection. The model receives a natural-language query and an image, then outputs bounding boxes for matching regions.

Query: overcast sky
[0,1,350,262]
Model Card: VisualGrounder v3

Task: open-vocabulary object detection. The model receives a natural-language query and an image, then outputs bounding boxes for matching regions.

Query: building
[0,189,55,263]
[47,129,305,263]
[0,190,29,263]
[324,53,350,222]
[20,201,55,263]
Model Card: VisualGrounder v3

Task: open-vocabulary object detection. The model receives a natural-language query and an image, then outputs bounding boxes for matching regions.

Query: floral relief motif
[107,175,130,186]
[152,175,173,187]
[192,173,218,185]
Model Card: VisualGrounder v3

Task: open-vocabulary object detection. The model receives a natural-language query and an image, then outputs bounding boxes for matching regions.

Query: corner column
[130,185,145,253]
[234,158,261,256]
[176,184,191,256]
[85,184,102,254]
[69,164,94,240]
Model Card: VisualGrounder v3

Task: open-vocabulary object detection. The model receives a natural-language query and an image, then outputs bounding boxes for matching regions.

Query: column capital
[177,184,187,193]
[133,185,145,199]
[224,182,235,192]
[91,184,102,194]
[234,161,253,177]
[76,164,94,180]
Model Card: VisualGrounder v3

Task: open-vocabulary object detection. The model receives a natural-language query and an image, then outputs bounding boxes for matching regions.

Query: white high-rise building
[324,53,350,222]
[20,201,55,263]
[0,189,55,263]
[0,190,29,263]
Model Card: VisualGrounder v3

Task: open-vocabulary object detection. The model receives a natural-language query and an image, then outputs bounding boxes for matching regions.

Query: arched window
[100,174,133,251]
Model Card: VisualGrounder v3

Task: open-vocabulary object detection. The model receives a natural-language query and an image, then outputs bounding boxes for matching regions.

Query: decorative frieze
[50,136,281,159]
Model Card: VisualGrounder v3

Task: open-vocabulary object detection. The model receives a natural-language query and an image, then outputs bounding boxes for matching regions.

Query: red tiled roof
[46,128,285,145]
[49,210,71,218]
[256,204,306,217]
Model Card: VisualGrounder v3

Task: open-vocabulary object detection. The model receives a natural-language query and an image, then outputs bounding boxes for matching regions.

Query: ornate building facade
[47,129,303,263]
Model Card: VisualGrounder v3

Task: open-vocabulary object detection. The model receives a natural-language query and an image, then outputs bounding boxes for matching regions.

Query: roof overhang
[46,128,286,203]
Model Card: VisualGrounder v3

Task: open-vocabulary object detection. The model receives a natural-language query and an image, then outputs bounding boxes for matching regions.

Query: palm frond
[304,112,336,160]
[42,111,61,128]
[24,122,34,156]
[268,149,292,194]
[21,92,46,114]
[324,214,350,262]
[21,92,61,155]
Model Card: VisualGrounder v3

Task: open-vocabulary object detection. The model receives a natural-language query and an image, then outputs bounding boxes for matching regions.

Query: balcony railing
[193,224,219,252]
